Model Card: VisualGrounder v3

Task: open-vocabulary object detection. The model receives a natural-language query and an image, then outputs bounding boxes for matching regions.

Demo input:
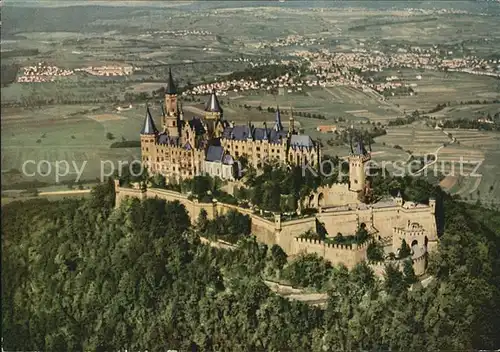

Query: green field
[379,70,500,112]
[1,104,145,184]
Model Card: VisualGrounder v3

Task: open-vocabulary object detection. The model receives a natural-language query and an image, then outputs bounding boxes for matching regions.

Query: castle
[122,70,439,276]
[140,69,321,182]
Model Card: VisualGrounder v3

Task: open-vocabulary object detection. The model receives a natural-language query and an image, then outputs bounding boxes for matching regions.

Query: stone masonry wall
[114,182,433,276]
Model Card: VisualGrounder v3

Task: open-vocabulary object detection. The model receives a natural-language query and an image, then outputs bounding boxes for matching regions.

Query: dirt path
[38,189,91,196]
[264,280,328,307]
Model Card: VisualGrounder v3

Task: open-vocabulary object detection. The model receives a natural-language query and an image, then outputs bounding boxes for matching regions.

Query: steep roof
[290,135,314,148]
[204,91,223,113]
[222,123,287,143]
[188,117,206,136]
[354,140,368,156]
[206,145,224,162]
[165,67,177,95]
[157,133,179,146]
[140,107,158,135]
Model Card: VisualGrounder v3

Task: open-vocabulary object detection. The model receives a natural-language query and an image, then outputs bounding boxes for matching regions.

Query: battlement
[294,237,369,251]
[349,154,371,163]
[393,227,427,238]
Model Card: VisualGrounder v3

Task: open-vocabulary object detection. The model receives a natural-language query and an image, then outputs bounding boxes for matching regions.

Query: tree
[398,239,411,259]
[197,208,208,233]
[106,132,115,140]
[151,173,166,188]
[367,241,384,261]
[269,244,287,271]
[384,263,407,296]
[402,259,417,285]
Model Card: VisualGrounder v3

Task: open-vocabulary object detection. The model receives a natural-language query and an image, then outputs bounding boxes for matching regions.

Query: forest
[2,176,500,351]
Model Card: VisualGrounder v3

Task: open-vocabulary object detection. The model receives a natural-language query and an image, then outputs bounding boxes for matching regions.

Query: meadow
[0,104,145,185]
[379,70,500,112]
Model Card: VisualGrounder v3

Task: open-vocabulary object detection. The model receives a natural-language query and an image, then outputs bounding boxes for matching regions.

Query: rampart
[368,251,427,278]
[114,181,431,276]
[292,237,369,269]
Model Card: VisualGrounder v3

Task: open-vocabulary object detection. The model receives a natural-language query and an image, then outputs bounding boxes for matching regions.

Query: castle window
[256,147,260,151]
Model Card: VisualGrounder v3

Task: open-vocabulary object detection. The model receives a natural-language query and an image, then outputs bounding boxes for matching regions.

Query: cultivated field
[0,104,145,185]
[379,70,500,112]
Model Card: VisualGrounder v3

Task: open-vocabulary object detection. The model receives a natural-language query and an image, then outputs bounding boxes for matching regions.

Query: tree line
[2,174,500,351]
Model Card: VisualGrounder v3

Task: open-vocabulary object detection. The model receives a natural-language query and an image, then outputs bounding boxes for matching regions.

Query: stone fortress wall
[115,180,437,276]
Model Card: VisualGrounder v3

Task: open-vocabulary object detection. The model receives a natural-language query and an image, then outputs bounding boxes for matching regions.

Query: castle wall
[292,238,369,269]
[203,161,234,181]
[278,217,317,253]
[114,183,434,277]
[306,183,359,208]
[317,210,359,236]
[368,251,427,278]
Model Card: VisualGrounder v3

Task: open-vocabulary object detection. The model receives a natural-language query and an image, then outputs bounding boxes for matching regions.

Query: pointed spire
[263,122,269,140]
[354,138,368,156]
[141,105,158,135]
[396,190,402,198]
[204,90,223,113]
[165,67,176,95]
[274,105,283,132]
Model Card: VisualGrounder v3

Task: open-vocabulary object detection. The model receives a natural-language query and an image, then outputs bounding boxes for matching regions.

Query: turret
[204,91,223,137]
[348,137,371,192]
[163,67,179,137]
[429,197,436,213]
[140,106,158,136]
[140,106,158,168]
[395,190,404,206]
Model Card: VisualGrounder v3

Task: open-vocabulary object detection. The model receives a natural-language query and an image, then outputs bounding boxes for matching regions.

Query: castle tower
[395,190,404,206]
[348,139,371,192]
[204,91,223,138]
[163,68,179,137]
[140,106,159,170]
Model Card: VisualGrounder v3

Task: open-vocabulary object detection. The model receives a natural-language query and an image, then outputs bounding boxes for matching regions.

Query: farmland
[1,1,499,206]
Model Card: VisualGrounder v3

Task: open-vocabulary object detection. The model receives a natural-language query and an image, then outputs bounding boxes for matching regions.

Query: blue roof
[354,140,368,155]
[140,107,158,135]
[188,117,206,135]
[290,135,314,148]
[206,145,224,162]
[204,91,223,113]
[222,123,287,143]
[157,133,180,146]
[222,124,252,140]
